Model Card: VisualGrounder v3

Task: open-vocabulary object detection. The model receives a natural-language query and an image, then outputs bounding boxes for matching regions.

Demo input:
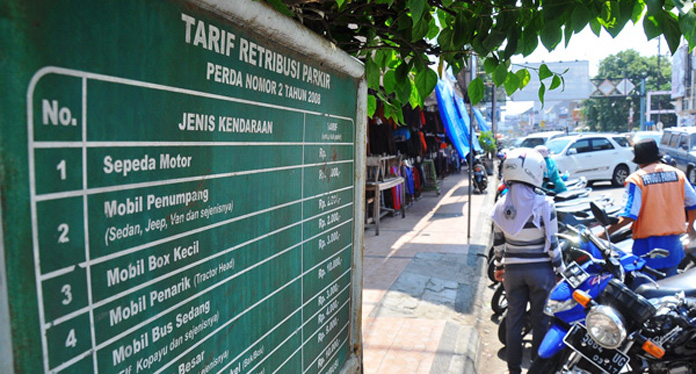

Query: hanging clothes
[390,166,402,210]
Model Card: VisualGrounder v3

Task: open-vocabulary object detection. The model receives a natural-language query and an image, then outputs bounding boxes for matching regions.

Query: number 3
[61,284,72,305]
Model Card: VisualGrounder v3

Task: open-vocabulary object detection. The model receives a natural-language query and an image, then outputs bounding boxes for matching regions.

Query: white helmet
[502,147,546,188]
[534,145,550,158]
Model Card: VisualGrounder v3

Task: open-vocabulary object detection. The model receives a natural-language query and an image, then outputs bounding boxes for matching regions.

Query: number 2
[57,223,69,243]
[56,160,66,180]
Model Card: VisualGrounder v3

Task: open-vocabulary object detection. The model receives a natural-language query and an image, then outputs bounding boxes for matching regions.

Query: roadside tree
[583,50,674,132]
[264,0,696,123]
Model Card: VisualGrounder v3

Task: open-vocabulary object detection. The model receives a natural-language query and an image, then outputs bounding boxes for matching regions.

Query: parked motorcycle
[472,154,488,193]
[536,268,696,374]
[527,202,673,372]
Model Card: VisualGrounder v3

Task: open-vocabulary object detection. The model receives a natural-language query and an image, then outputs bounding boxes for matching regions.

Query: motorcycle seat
[635,268,696,299]
[554,189,587,201]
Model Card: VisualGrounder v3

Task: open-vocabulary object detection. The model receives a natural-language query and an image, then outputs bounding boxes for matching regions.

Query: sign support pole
[467,54,476,239]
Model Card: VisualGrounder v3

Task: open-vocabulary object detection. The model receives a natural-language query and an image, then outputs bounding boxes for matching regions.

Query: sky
[511,21,665,77]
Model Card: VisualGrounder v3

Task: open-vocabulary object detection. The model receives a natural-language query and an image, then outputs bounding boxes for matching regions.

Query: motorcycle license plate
[563,324,629,374]
[562,262,590,289]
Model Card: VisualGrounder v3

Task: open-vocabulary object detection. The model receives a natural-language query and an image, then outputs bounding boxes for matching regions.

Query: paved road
[477,181,624,374]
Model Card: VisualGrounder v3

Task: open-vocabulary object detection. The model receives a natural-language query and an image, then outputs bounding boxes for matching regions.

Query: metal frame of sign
[0,1,366,373]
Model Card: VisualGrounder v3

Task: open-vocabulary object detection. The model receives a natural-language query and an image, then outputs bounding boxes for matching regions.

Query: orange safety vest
[626,163,687,239]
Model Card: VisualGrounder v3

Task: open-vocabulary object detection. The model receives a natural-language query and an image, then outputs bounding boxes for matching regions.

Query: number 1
[56,160,66,180]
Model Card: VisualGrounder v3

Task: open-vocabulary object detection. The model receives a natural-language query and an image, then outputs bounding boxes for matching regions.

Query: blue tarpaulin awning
[435,79,481,159]
[473,107,491,132]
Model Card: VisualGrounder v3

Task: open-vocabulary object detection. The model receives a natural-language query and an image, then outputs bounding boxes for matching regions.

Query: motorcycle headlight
[544,298,577,316]
[586,305,626,349]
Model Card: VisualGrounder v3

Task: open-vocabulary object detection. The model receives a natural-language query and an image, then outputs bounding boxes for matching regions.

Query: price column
[29,73,96,373]
[301,115,355,374]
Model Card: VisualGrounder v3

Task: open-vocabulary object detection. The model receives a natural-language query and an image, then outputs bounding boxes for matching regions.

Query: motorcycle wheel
[497,312,532,346]
[491,284,507,315]
[487,247,499,284]
[527,348,572,374]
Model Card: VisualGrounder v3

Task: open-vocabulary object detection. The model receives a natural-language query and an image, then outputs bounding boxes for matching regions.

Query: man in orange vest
[604,138,696,276]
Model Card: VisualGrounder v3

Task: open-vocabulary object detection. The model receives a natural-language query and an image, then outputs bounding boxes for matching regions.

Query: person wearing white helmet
[491,148,564,374]
[534,145,567,194]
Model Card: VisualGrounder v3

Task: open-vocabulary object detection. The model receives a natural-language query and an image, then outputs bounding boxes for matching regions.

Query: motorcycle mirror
[589,202,618,227]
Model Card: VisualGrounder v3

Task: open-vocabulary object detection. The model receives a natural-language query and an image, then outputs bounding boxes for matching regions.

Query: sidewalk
[361,170,501,374]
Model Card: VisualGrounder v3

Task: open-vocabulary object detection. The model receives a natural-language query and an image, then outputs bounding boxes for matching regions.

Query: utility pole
[657,37,662,125]
[467,54,476,239]
[640,76,646,130]
[491,84,497,137]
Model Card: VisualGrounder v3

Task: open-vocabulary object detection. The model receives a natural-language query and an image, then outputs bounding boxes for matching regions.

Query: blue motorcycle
[529,202,668,373]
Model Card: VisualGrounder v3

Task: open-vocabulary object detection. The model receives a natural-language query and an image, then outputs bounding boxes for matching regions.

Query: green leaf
[468,77,485,105]
[410,81,423,108]
[504,72,520,96]
[539,64,552,80]
[660,11,682,53]
[395,62,410,85]
[550,75,562,90]
[632,1,645,23]
[408,0,427,21]
[572,4,592,33]
[264,0,295,17]
[590,18,602,36]
[538,83,546,107]
[605,0,633,38]
[503,30,519,59]
[366,57,380,90]
[415,68,438,98]
[453,13,470,47]
[564,20,573,47]
[493,64,508,86]
[375,49,387,69]
[395,78,413,104]
[645,0,662,13]
[383,103,394,121]
[599,1,614,28]
[644,14,661,39]
[427,17,440,39]
[367,95,377,117]
[412,18,430,42]
[336,0,346,8]
[483,30,507,51]
[541,19,563,51]
[484,58,498,74]
[383,70,396,94]
[516,69,531,89]
[437,27,454,51]
[522,32,539,57]
[680,10,696,48]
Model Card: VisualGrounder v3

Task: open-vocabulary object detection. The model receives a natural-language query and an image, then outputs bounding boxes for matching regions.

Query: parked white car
[518,131,567,148]
[545,134,637,186]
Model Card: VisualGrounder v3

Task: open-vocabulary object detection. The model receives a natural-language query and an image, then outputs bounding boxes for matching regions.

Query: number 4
[65,329,77,348]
